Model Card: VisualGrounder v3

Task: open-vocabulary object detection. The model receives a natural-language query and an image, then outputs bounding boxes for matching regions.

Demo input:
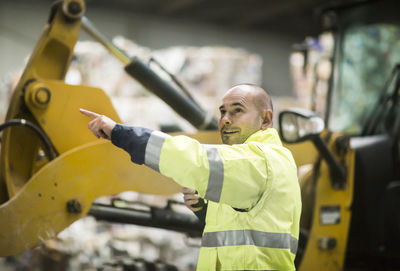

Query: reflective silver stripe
[145,131,169,172]
[203,145,224,202]
[201,230,298,255]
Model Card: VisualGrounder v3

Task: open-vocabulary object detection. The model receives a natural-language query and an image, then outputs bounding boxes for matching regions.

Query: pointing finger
[80,108,100,119]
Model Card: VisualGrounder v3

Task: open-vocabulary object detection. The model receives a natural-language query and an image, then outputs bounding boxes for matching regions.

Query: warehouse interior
[0,0,328,98]
[0,0,399,270]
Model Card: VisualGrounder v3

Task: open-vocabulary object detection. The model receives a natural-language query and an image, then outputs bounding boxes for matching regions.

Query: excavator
[0,0,399,270]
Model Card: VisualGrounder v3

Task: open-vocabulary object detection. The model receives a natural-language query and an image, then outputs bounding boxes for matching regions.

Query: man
[81,84,301,270]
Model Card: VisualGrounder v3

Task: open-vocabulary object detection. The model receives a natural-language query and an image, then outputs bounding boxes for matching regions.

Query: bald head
[218,84,274,144]
[228,84,273,113]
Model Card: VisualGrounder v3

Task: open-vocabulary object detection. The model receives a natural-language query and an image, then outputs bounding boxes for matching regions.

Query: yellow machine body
[0,1,358,270]
[298,134,355,271]
[0,0,181,256]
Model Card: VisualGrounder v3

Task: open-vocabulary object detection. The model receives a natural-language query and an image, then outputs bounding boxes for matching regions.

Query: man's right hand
[80,108,116,140]
[182,187,204,212]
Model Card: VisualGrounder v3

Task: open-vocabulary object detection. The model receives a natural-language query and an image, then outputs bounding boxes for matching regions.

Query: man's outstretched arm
[80,108,155,165]
[80,108,267,210]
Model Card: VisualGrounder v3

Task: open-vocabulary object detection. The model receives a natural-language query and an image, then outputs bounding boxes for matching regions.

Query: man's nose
[221,114,232,125]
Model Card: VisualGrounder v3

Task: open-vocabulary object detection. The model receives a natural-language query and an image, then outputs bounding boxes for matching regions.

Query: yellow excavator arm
[0,0,184,256]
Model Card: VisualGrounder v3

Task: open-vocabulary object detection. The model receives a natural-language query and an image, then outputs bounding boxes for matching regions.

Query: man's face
[218,88,263,145]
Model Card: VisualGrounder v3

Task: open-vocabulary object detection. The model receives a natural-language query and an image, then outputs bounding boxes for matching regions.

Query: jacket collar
[245,128,282,146]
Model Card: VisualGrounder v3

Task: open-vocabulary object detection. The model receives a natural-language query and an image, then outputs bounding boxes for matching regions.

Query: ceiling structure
[84,0,334,38]
[23,0,372,39]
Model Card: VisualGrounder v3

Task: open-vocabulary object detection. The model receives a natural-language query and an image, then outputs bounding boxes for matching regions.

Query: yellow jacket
[112,126,301,270]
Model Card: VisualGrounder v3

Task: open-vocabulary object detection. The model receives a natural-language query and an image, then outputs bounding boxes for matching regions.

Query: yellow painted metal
[0,0,84,202]
[0,0,188,256]
[298,134,355,271]
[24,79,121,154]
[0,141,181,256]
[0,130,223,256]
[297,164,315,232]
[284,141,318,168]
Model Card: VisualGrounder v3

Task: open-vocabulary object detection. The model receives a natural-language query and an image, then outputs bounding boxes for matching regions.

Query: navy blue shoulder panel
[111,124,153,165]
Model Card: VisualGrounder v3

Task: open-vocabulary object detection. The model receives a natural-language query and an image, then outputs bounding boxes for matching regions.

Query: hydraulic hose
[124,58,218,130]
[81,16,218,130]
[0,119,58,160]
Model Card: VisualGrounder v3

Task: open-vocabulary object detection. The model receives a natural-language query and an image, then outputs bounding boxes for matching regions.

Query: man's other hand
[80,108,116,140]
[182,187,204,212]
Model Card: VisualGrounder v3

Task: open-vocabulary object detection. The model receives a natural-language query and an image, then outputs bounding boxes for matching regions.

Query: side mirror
[279,108,347,189]
[279,108,324,144]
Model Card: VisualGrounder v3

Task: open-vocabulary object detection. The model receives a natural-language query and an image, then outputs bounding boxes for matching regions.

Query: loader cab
[283,0,400,269]
[327,1,400,266]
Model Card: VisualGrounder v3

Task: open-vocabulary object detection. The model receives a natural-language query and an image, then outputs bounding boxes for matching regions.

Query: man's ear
[261,109,273,129]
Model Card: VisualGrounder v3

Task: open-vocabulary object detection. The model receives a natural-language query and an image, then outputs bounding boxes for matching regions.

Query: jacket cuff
[111,124,153,165]
[193,204,207,229]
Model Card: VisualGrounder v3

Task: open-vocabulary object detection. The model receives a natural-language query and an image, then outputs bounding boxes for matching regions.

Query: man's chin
[222,135,240,145]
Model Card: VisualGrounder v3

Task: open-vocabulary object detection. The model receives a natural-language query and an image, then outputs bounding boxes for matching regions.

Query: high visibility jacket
[112,125,301,270]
